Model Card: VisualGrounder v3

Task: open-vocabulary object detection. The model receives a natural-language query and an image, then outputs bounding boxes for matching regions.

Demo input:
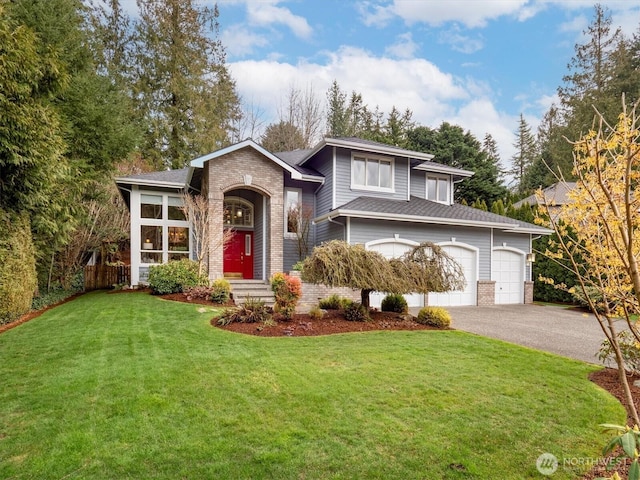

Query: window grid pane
[438,179,448,202]
[366,159,379,186]
[380,161,392,188]
[353,158,366,186]
[427,178,437,200]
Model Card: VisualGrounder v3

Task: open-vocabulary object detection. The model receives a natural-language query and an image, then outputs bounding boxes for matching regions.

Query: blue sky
[214,0,640,170]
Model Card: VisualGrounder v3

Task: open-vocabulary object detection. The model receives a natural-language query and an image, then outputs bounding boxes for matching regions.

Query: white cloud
[377,0,530,28]
[438,27,484,54]
[245,0,313,39]
[357,2,396,27]
[385,32,419,59]
[447,98,518,168]
[228,47,525,163]
[221,24,269,57]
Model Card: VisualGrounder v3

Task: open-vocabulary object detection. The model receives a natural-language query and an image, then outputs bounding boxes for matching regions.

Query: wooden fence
[84,265,131,291]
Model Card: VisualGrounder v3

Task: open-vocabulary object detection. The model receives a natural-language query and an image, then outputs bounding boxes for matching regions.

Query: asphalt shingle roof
[122,168,190,184]
[337,195,547,232]
[274,149,323,177]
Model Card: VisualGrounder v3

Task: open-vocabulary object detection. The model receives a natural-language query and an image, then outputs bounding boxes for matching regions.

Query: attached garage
[366,239,424,309]
[492,248,525,304]
[428,243,478,307]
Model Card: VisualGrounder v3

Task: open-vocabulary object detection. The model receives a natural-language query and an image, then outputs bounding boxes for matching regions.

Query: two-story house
[115,137,551,306]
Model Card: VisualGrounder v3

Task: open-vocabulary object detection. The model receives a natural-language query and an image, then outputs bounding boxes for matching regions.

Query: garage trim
[491,246,526,304]
[429,241,479,307]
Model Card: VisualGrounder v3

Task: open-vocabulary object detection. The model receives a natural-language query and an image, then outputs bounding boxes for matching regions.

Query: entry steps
[228,279,275,306]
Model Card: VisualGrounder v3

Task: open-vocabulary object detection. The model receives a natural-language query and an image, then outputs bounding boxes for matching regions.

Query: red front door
[224,230,253,279]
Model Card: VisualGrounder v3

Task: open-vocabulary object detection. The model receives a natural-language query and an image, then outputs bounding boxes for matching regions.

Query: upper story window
[224,197,253,227]
[141,194,163,219]
[426,175,450,204]
[351,154,394,192]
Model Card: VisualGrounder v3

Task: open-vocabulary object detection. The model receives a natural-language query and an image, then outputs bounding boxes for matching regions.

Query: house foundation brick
[476,280,496,306]
[289,271,360,311]
[524,281,534,304]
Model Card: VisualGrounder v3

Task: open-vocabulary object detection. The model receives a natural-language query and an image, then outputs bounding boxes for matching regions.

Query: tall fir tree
[510,114,538,196]
[132,0,241,169]
[539,4,638,182]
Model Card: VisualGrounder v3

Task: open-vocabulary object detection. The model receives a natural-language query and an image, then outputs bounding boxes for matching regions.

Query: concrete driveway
[411,304,624,364]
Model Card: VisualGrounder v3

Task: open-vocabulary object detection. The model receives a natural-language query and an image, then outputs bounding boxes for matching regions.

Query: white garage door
[367,241,424,309]
[428,245,477,307]
[492,249,524,304]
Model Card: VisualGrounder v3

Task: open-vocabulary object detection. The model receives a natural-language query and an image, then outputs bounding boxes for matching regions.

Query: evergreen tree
[539,4,637,182]
[132,0,241,169]
[407,123,507,206]
[510,114,538,195]
[0,3,67,216]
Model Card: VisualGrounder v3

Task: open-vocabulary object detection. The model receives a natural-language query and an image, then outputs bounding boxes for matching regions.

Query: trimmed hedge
[0,210,38,325]
[148,259,207,295]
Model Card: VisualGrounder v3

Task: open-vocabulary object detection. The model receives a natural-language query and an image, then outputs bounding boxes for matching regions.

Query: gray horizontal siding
[315,218,346,245]
[304,148,333,214]
[410,170,426,199]
[334,147,409,206]
[349,219,493,279]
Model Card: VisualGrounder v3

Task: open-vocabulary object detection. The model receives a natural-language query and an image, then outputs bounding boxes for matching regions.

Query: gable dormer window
[351,154,394,192]
[427,175,451,204]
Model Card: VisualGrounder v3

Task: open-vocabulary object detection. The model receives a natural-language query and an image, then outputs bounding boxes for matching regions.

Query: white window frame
[426,174,451,205]
[284,187,302,239]
[139,193,191,266]
[223,196,254,228]
[351,154,395,193]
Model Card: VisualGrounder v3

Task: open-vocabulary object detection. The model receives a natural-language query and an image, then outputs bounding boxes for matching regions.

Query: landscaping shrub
[381,293,408,313]
[270,272,302,319]
[0,210,37,325]
[183,285,214,301]
[416,307,452,328]
[319,294,347,310]
[147,259,207,295]
[308,305,324,320]
[217,297,272,325]
[211,278,231,304]
[597,330,640,375]
[31,288,79,312]
[343,301,370,322]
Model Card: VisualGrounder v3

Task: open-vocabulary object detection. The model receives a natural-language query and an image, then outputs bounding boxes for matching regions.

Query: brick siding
[477,280,496,306]
[206,147,284,280]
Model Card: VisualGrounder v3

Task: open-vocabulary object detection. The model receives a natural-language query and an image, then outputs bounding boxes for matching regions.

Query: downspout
[327,216,346,241]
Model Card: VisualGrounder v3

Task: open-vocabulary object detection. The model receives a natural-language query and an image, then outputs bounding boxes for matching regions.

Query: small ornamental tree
[301,240,465,309]
[181,192,234,276]
[540,97,640,425]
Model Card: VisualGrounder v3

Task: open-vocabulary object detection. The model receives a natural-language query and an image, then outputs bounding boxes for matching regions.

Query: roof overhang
[412,163,474,178]
[190,139,324,183]
[313,209,552,235]
[300,138,437,165]
[113,177,188,189]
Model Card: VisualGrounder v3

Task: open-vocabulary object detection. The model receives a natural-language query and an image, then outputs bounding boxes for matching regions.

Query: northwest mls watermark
[536,453,623,476]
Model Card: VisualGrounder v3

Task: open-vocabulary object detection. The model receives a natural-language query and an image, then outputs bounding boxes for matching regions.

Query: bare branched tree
[287,202,314,260]
[181,192,233,277]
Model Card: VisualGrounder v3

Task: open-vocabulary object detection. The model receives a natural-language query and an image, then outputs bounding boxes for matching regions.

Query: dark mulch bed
[215,309,441,336]
[2,290,637,478]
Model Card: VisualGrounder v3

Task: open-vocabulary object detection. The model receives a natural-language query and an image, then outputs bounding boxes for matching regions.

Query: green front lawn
[0,292,624,479]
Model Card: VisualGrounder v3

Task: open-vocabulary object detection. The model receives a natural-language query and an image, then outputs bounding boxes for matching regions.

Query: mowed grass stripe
[0,291,624,479]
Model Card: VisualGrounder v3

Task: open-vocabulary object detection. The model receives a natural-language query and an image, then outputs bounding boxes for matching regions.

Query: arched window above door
[223,197,253,227]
